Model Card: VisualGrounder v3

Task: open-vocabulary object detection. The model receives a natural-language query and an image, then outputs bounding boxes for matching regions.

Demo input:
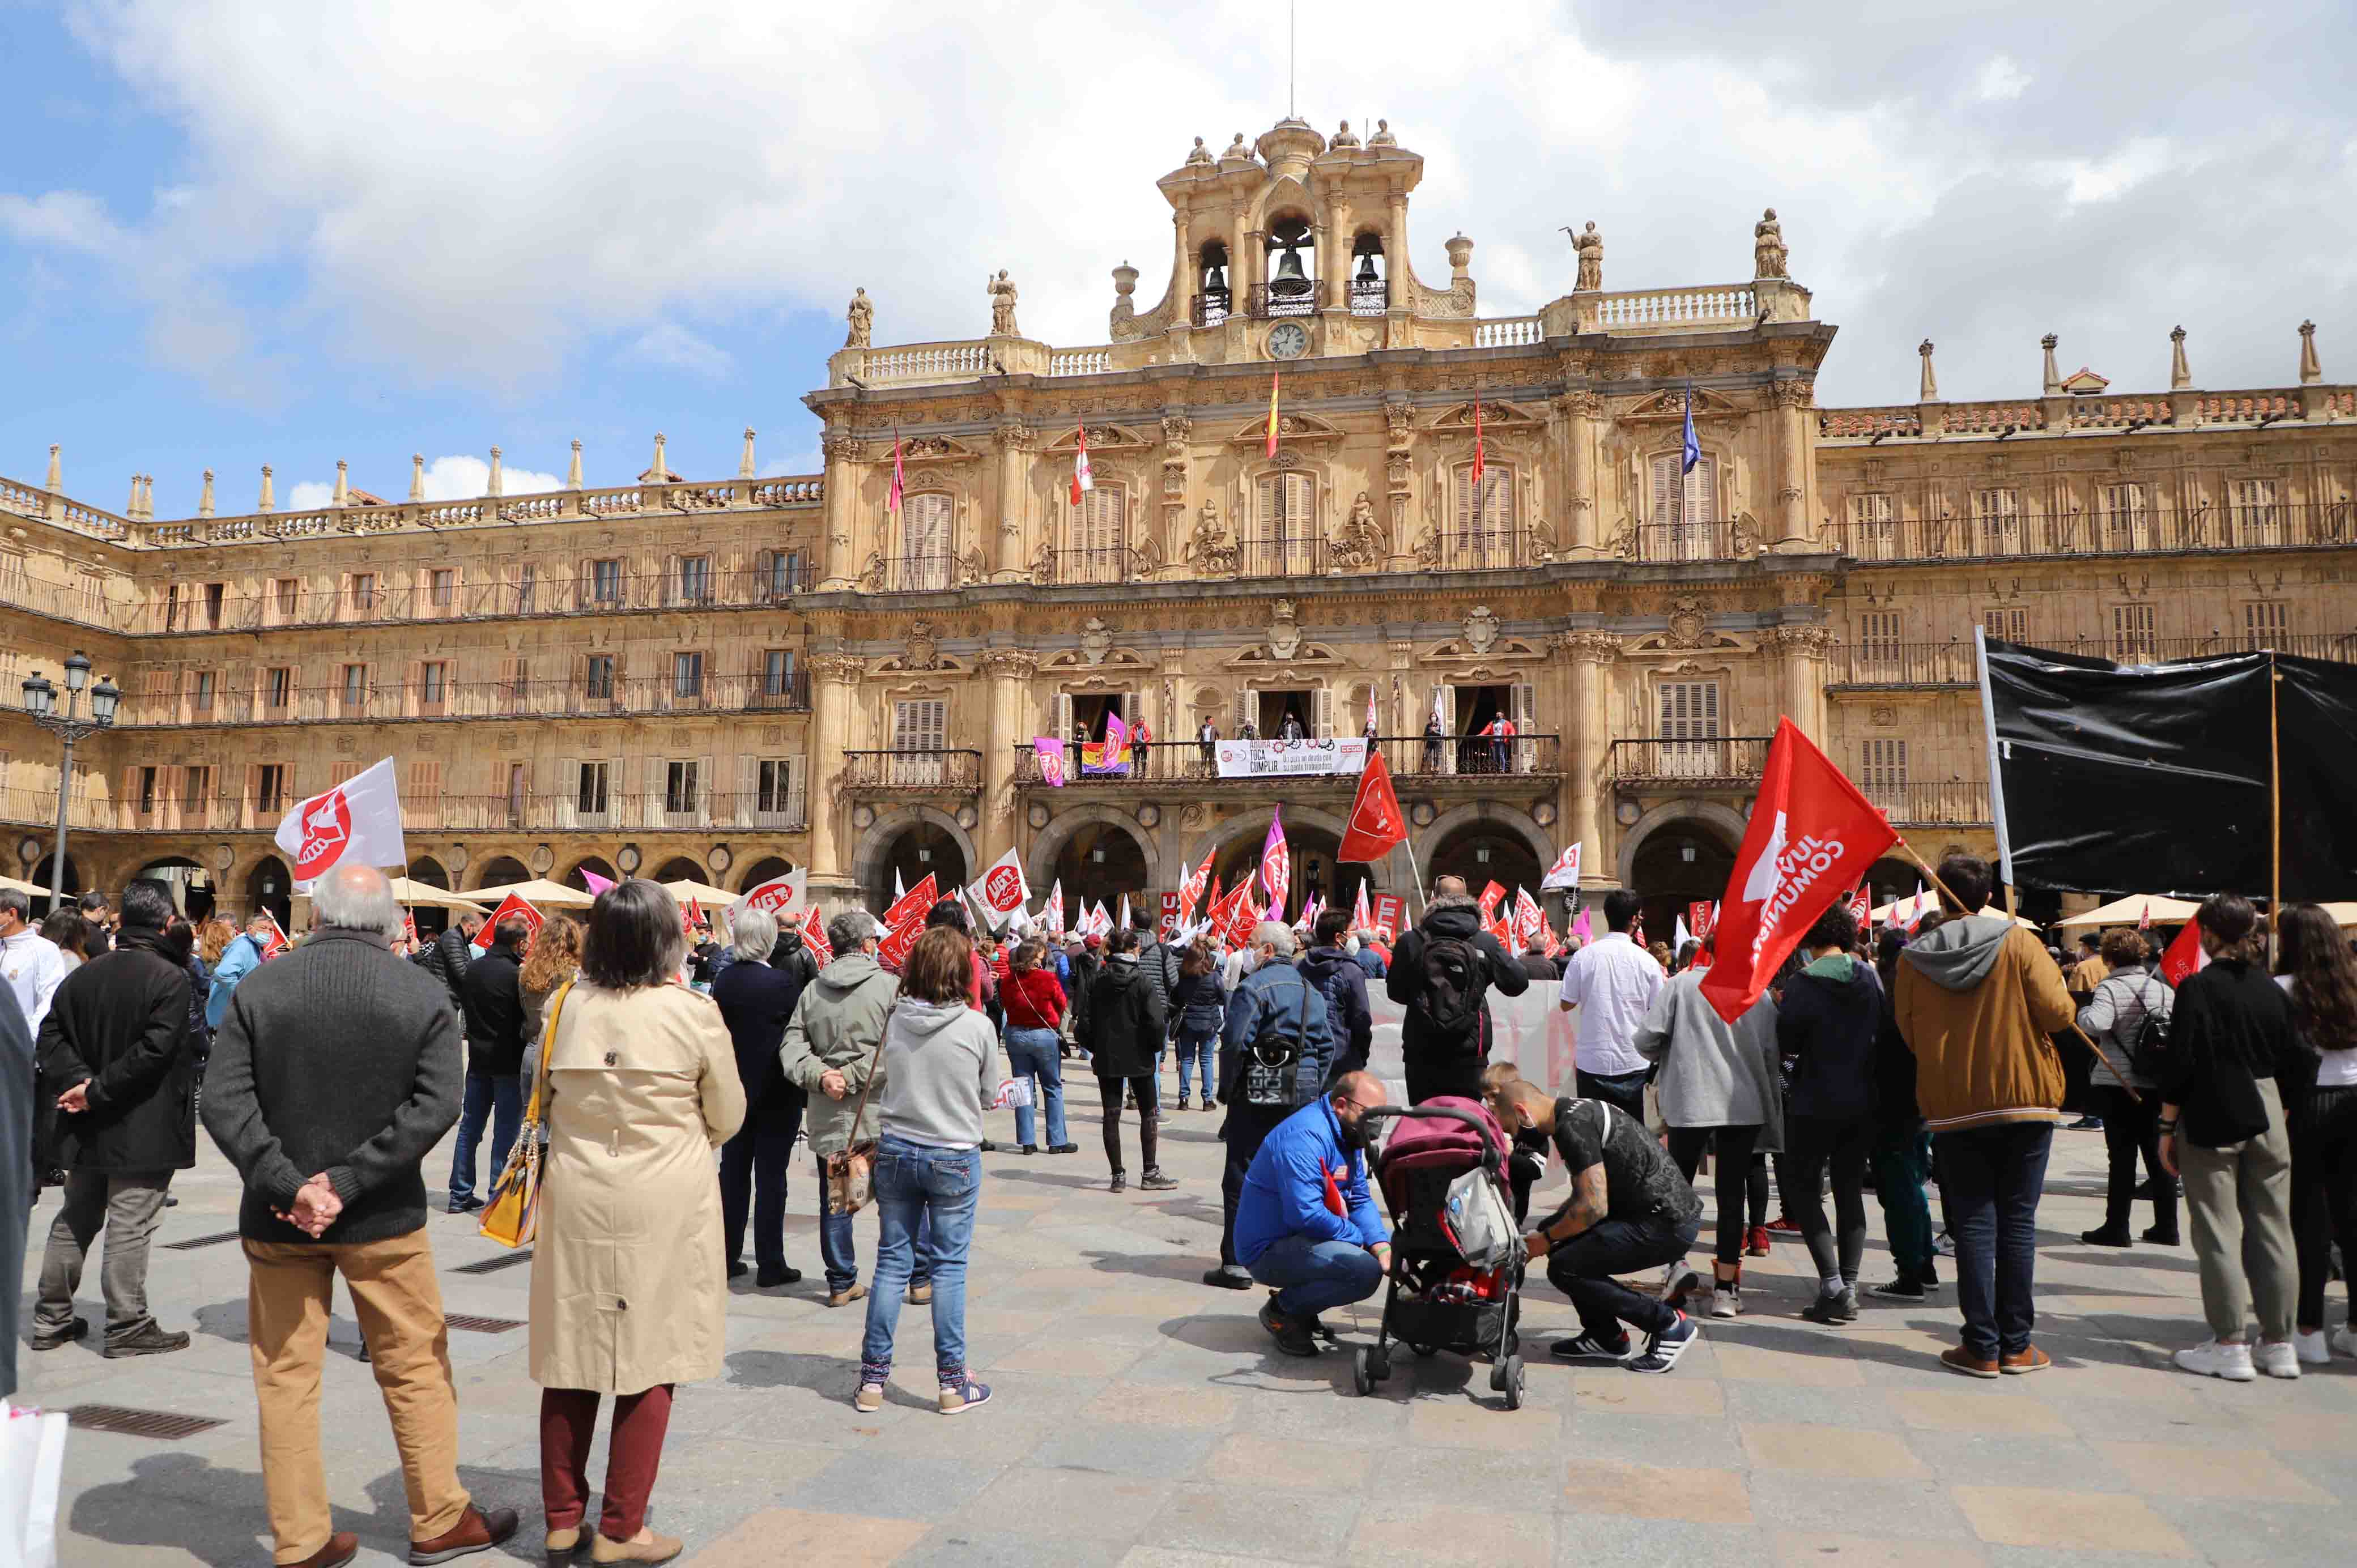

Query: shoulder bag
[822,1003,896,1217]
[480,978,572,1248]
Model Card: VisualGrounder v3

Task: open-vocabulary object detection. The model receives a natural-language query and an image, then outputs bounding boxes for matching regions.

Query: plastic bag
[0,1397,67,1568]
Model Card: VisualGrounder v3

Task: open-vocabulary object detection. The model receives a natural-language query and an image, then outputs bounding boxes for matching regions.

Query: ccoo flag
[1337,749,1407,864]
[1700,718,1899,1024]
[275,757,406,888]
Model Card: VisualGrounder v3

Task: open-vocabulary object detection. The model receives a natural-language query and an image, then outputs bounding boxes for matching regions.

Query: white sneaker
[2254,1339,2302,1379]
[2293,1328,2332,1366]
[2333,1325,2357,1360]
[1709,1285,1742,1319]
[2175,1339,2256,1382]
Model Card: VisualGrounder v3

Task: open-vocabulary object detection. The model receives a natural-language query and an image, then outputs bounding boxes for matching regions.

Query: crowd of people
[4,854,2355,1565]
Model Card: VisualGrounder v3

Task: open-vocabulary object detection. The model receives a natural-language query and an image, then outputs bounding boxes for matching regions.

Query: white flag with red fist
[275,757,405,889]
[968,847,1031,930]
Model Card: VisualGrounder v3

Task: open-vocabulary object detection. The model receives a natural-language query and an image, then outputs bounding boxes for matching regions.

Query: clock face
[1267,322,1309,360]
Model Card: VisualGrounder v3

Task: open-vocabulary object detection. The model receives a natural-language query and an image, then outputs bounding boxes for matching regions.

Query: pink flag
[580,867,616,896]
[1572,904,1593,941]
[1260,808,1290,906]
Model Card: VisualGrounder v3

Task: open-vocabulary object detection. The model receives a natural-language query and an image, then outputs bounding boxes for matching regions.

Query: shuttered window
[1249,472,1317,576]
[893,700,947,752]
[1984,607,2028,642]
[2243,600,2287,651]
[2100,483,2148,547]
[900,494,953,590]
[576,761,609,817]
[2111,603,2156,661]
[1848,492,1895,556]
[1973,488,2021,552]
[1858,611,1904,663]
[1649,453,1719,558]
[1860,739,1908,787]
[1453,463,1516,561]
[1659,681,1721,739]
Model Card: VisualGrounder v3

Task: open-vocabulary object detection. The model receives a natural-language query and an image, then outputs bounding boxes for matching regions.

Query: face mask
[1335,1109,1375,1150]
[1240,951,1264,974]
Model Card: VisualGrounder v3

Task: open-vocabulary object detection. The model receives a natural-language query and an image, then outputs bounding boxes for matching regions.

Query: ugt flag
[1541,842,1583,891]
[743,867,808,918]
[968,847,1031,930]
[1700,718,1899,1024]
[275,757,405,887]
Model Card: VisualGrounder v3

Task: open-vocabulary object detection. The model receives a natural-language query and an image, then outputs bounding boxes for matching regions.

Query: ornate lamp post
[20,650,120,913]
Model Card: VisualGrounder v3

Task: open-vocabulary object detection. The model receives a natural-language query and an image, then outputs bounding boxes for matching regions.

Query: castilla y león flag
[275,757,405,887]
[1700,718,1899,1024]
[1337,749,1407,864]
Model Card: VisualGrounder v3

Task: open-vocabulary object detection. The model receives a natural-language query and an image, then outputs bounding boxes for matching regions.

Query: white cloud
[1973,55,2031,103]
[7,1,2351,411]
[418,454,565,500]
[624,321,733,378]
[286,480,333,509]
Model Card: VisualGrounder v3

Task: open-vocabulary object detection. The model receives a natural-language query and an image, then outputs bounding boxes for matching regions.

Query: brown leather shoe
[1940,1345,2001,1379]
[1999,1344,2052,1375]
[409,1504,521,1565]
[588,1529,683,1565]
[289,1533,359,1568]
[826,1284,868,1309]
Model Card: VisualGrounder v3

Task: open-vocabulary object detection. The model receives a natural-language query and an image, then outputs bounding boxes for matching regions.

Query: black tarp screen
[1980,638,2357,899]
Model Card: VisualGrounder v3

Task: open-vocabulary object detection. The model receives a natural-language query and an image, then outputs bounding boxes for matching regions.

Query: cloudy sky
[2,0,2351,517]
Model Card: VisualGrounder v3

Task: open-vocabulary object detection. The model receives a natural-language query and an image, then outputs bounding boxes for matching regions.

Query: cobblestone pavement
[18,1061,2357,1567]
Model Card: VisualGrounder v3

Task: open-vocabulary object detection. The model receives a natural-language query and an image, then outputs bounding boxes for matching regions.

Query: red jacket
[1002,968,1067,1030]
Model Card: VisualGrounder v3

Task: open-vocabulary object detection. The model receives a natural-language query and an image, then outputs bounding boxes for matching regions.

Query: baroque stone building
[2,117,2350,933]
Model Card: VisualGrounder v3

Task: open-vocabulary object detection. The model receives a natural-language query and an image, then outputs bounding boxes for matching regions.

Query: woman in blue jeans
[857,926,1001,1415]
[999,940,1075,1153]
[1168,941,1228,1111]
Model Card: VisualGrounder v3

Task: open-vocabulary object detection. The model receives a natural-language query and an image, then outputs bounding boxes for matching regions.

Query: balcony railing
[110,672,812,728]
[1829,503,2355,565]
[1043,546,1131,586]
[1632,519,1741,563]
[1826,642,1980,688]
[1864,782,1993,828]
[2,788,814,836]
[839,749,983,792]
[1245,279,1328,319]
[1349,279,1388,316]
[870,555,958,594]
[1237,531,1327,578]
[1190,289,1231,327]
[1611,736,1775,786]
[1014,734,1563,785]
[1431,530,1541,572]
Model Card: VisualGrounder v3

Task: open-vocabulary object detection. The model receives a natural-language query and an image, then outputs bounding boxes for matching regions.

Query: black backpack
[1411,933,1488,1055]
[2120,974,2174,1082]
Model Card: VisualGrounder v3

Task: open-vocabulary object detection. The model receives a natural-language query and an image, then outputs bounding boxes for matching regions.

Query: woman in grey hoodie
[856,926,999,1417]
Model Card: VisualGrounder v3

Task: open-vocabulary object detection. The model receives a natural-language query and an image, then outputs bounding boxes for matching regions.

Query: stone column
[1385,192,1411,348]
[1772,625,1832,743]
[978,647,1038,869]
[1769,380,1818,549]
[1560,632,1620,889]
[806,654,865,893]
[1556,391,1600,552]
[819,431,860,589]
[993,422,1032,581]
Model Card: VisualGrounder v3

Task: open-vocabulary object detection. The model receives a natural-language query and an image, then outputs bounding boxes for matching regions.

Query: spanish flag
[1471,392,1486,487]
[1265,371,1280,459]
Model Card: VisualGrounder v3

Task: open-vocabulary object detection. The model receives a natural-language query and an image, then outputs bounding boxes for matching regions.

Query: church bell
[1273,246,1307,284]
[1355,253,1378,284]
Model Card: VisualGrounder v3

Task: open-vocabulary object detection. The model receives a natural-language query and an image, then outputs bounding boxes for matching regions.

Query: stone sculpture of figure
[845,287,873,348]
[1333,490,1384,569]
[1572,221,1605,293]
[1189,497,1238,574]
[986,270,1020,336]
[1368,119,1397,147]
[1754,208,1788,280]
[1185,135,1213,166]
[1222,130,1250,160]
[1331,119,1360,148]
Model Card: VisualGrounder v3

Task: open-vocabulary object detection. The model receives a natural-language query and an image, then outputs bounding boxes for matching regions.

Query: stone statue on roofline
[1569,221,1605,293]
[987,270,1020,337]
[1185,136,1213,166]
[845,287,873,348]
[1754,209,1788,280]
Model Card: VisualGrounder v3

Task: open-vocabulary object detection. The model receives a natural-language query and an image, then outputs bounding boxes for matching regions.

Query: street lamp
[20,650,118,913]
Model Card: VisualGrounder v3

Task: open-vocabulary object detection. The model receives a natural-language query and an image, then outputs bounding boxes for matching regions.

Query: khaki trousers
[245,1229,471,1564]
[2180,1079,2298,1344]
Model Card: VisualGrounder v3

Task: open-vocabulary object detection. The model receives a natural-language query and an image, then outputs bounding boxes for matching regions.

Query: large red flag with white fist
[1700,719,1899,1024]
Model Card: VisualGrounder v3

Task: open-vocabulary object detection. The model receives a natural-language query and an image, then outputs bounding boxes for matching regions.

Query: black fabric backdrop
[1982,639,2357,898]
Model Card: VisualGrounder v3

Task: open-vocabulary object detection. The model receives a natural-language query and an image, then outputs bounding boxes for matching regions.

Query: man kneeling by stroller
[1483,1073,1703,1374]
[1235,1071,1394,1356]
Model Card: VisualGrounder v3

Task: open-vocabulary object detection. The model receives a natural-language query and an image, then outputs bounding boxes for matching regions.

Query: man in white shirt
[0,889,66,1034]
[1556,889,1664,1121]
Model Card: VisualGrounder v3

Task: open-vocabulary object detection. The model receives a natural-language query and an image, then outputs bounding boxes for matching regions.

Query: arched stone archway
[563,855,618,896]
[850,807,976,915]
[1027,805,1165,906]
[650,855,707,885]
[471,855,531,892]
[1427,820,1547,919]
[1619,802,1746,950]
[1034,815,1153,924]
[403,857,454,934]
[738,856,796,894]
[246,855,293,931]
[135,855,213,922]
[24,854,82,917]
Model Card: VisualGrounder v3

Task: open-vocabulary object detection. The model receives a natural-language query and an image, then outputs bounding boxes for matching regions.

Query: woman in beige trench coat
[530,880,744,1566]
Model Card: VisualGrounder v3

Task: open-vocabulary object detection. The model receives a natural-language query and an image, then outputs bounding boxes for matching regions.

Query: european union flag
[1681,384,1701,474]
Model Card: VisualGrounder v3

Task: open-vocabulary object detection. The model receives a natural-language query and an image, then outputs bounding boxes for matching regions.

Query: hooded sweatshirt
[1894,914,2071,1133]
[778,951,901,1156]
[1776,952,1883,1123]
[877,996,997,1149]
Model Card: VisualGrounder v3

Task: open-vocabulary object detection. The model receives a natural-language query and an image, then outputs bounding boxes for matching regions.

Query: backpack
[1411,932,1488,1054]
[2122,974,2174,1082]
[1240,973,1309,1109]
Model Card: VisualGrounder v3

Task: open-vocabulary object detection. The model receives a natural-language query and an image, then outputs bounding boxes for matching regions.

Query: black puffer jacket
[418,924,473,1015]
[1084,956,1167,1078]
[1385,900,1528,1064]
[35,926,198,1173]
[772,928,820,987]
[1297,944,1373,1076]
[1775,954,1883,1123]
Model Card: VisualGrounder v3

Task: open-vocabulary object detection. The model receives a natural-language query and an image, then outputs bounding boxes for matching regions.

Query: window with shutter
[590,558,623,606]
[2099,483,2148,549]
[2110,603,2156,662]
[265,667,293,711]
[1450,464,1516,567]
[1649,454,1719,559]
[2243,600,2287,651]
[1860,739,1908,813]
[2230,478,2281,545]
[419,661,446,713]
[1847,493,1895,557]
[429,568,456,610]
[514,563,536,613]
[1658,681,1722,778]
[665,759,700,818]
[348,572,377,618]
[584,654,615,702]
[1312,686,1333,741]
[1858,611,1904,673]
[1249,472,1316,577]
[677,555,711,604]
[274,578,299,621]
[256,764,287,815]
[406,761,441,830]
[505,762,528,830]
[1071,486,1125,581]
[1984,607,2028,643]
[183,765,211,829]
[575,760,610,821]
[757,757,800,823]
[892,699,948,787]
[673,651,704,701]
[900,494,952,590]
[192,670,216,715]
[1973,488,2021,553]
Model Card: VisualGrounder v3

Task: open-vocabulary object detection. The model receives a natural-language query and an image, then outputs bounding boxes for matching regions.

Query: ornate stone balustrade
[1819,383,2350,444]
[1577,285,1759,333]
[1473,317,1542,348]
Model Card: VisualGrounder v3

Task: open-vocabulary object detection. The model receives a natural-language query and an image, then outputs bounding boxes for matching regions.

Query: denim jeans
[1248,1234,1385,1316]
[1870,1122,1937,1283]
[720,1091,804,1274]
[1002,1026,1068,1148]
[812,1151,930,1296]
[1543,1216,1699,1346]
[447,1070,522,1204]
[862,1136,981,1382]
[1173,1028,1216,1102]
[1934,1122,2054,1359]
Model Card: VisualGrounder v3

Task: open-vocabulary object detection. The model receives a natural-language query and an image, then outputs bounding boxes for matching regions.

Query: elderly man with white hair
[202,862,516,1568]
[1205,921,1335,1290]
[711,898,810,1288]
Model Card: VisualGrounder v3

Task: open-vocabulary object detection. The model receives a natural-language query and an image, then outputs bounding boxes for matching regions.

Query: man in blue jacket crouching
[1233,1069,1392,1356]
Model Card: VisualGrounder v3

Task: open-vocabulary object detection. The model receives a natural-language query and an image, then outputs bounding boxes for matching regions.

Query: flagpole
[2269,649,2281,960]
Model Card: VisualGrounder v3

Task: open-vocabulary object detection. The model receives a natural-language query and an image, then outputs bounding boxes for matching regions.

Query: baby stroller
[1352,1096,1528,1409]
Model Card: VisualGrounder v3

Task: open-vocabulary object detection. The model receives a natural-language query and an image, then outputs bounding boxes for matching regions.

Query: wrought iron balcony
[839,749,983,793]
[1245,279,1328,319]
[1012,734,1563,786]
[1610,736,1775,787]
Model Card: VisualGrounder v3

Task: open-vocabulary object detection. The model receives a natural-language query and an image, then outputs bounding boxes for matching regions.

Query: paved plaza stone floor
[17,1055,2357,1567]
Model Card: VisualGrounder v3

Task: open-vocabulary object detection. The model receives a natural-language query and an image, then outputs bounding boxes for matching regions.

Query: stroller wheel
[1503,1355,1526,1411]
[1351,1345,1375,1397]
[1489,1359,1509,1392]
[1367,1345,1392,1382]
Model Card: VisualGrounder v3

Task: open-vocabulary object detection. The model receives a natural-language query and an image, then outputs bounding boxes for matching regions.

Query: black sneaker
[1139,1169,1178,1191]
[1202,1264,1253,1290]
[755,1264,803,1288]
[1258,1297,1319,1357]
[103,1323,192,1358]
[1020,1145,1039,1156]
[1627,1313,1699,1374]
[1550,1332,1632,1364]
[446,1195,484,1215]
[1801,1289,1852,1326]
[28,1317,87,1352]
[1867,1277,1926,1302]
[2065,1115,2105,1131]
[1109,1171,1127,1194]
[2079,1226,2133,1247]
[1048,1143,1080,1154]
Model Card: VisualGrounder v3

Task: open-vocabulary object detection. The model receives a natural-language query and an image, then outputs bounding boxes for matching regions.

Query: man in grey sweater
[202,864,517,1568]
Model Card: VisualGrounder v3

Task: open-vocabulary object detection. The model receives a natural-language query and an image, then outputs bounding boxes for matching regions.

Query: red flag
[1069,420,1094,506]
[882,873,937,935]
[1700,718,1900,1024]
[683,896,707,935]
[1178,847,1215,926]
[1848,886,1871,926]
[484,892,547,952]
[1487,910,1514,951]
[1471,393,1486,487]
[402,909,418,946]
[801,905,833,965]
[887,429,905,514]
[1687,901,1717,941]
[1477,881,1507,921]
[1337,749,1407,864]
[2160,918,2209,987]
[2137,898,2154,932]
[259,909,291,959]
